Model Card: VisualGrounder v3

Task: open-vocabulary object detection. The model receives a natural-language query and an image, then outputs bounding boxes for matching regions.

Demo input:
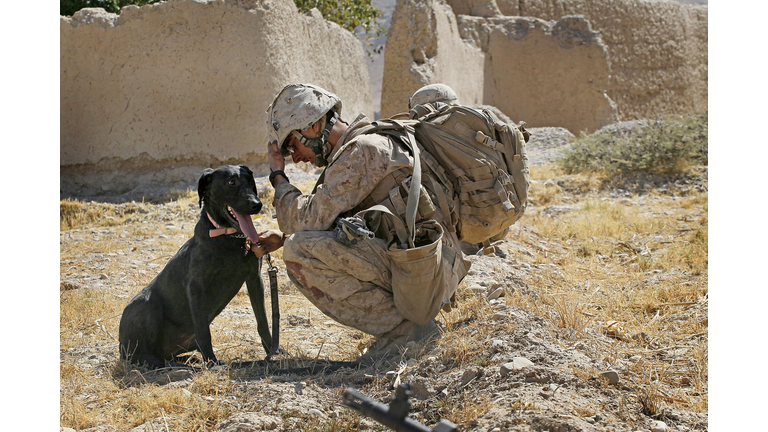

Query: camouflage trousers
[282,231,404,337]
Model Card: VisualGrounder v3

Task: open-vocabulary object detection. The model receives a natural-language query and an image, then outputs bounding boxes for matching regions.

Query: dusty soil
[60,131,707,432]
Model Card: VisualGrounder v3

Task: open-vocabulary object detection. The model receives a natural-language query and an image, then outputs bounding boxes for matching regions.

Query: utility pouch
[387,219,445,326]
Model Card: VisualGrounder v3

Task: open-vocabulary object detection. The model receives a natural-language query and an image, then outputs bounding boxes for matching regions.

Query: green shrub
[294,0,384,55]
[556,111,708,175]
[60,0,159,16]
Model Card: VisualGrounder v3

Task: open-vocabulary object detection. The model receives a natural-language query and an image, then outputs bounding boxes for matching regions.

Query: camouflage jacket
[274,113,469,311]
[273,114,416,235]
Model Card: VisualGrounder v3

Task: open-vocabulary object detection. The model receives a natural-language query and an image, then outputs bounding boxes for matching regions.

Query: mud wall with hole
[61,0,372,198]
[383,0,706,133]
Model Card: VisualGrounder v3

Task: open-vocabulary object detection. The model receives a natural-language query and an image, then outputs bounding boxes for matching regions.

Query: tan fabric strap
[207,212,239,237]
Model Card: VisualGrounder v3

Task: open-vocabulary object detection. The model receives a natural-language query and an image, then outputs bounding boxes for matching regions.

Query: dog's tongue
[231,209,260,244]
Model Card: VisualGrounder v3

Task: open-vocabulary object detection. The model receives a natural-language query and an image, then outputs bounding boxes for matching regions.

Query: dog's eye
[228,179,237,186]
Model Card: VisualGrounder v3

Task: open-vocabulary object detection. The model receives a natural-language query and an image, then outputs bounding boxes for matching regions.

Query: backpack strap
[337,119,421,247]
[354,205,410,249]
[395,120,421,247]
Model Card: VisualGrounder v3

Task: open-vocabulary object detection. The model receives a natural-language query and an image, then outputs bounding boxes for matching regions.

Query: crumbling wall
[381,0,485,117]
[459,15,618,133]
[382,0,617,133]
[60,0,372,177]
[462,0,709,120]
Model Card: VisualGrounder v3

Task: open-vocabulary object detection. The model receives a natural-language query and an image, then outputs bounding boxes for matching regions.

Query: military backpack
[351,102,530,245]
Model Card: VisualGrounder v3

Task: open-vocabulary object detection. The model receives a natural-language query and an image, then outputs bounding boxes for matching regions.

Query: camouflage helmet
[409,83,458,109]
[266,83,343,157]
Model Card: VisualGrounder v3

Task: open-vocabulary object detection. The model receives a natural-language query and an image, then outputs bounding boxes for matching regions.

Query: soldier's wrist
[269,169,289,187]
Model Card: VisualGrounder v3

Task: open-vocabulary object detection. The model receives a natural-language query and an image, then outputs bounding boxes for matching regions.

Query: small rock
[600,370,620,385]
[491,339,505,353]
[459,368,481,386]
[409,380,434,400]
[218,413,281,431]
[511,357,534,369]
[308,408,325,418]
[500,357,534,376]
[294,382,304,394]
[385,371,397,380]
[99,273,108,280]
[650,420,667,432]
[468,285,486,295]
[487,287,504,300]
[500,363,514,377]
[491,304,509,319]
[676,426,689,431]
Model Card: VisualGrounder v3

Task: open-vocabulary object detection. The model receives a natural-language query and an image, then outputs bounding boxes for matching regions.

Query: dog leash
[206,210,280,359]
[264,252,281,360]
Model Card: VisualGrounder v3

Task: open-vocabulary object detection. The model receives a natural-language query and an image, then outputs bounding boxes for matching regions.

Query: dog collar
[207,212,239,237]
[206,212,255,254]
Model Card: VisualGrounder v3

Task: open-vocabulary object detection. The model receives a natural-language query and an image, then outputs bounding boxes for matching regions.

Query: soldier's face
[285,134,317,165]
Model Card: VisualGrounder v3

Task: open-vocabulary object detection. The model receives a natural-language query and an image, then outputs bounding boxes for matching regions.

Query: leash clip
[266,253,279,274]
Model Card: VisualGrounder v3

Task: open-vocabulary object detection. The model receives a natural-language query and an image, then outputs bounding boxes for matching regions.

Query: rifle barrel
[342,388,434,432]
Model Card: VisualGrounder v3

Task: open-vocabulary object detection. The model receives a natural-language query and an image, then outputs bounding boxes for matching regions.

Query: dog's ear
[241,165,253,177]
[198,168,215,208]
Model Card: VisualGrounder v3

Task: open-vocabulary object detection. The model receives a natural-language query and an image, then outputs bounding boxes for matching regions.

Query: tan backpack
[353,103,530,245]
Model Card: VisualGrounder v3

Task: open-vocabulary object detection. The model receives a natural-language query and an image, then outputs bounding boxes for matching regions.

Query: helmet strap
[291,110,338,167]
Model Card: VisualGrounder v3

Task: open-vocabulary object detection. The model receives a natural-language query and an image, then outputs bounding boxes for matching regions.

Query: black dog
[119,165,276,369]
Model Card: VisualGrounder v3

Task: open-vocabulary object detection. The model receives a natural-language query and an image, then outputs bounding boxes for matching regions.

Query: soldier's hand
[267,139,286,172]
[255,229,286,256]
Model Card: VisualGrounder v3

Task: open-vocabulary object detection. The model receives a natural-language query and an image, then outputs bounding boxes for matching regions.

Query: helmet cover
[266,83,343,159]
[409,83,458,109]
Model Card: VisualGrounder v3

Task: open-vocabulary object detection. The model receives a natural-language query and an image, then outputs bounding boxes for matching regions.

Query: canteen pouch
[387,219,445,326]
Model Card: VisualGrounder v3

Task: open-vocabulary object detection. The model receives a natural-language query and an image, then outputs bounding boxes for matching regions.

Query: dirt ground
[60,133,708,432]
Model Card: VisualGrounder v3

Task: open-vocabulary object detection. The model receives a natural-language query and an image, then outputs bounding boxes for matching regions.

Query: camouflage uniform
[273,114,469,337]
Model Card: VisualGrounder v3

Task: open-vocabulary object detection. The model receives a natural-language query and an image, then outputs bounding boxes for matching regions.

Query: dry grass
[59,160,707,429]
[518,162,709,413]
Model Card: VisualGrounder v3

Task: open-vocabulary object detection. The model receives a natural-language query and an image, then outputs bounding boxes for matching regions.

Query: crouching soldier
[258,83,470,357]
